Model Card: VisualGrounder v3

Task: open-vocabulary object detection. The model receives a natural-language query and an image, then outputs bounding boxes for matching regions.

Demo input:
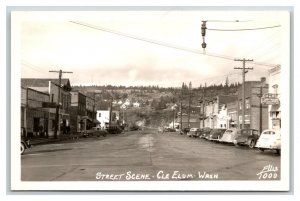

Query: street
[21,129,280,181]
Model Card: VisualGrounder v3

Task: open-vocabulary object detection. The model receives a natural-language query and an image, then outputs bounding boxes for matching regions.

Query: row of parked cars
[183,127,281,154]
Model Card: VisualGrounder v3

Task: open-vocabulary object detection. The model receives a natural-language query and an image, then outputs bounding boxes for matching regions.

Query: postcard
[10,9,290,191]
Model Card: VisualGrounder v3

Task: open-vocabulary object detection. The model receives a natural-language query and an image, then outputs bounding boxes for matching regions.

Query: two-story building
[85,95,97,130]
[96,110,120,129]
[70,91,87,133]
[202,95,237,129]
[237,77,269,132]
[21,78,72,137]
[265,66,281,130]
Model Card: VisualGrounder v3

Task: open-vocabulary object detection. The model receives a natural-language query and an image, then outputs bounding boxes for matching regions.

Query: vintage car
[219,128,240,144]
[21,137,30,155]
[233,129,260,148]
[21,127,31,155]
[180,128,190,135]
[187,128,201,138]
[255,129,281,154]
[206,128,227,141]
[199,127,212,139]
[84,127,108,137]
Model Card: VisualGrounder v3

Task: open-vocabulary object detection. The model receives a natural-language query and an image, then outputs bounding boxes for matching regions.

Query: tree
[225,76,229,87]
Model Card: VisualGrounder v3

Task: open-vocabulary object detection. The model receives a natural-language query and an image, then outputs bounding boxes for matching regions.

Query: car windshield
[241,130,250,135]
[225,130,233,134]
[262,131,276,135]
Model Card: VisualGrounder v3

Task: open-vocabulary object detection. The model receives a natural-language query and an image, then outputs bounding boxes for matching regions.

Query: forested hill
[72,82,240,111]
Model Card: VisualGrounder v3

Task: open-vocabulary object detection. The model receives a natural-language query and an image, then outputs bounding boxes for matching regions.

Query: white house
[133,102,140,108]
[96,110,120,129]
[124,99,131,106]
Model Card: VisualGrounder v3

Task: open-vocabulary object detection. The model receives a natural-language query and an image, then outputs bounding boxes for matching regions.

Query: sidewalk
[29,134,80,146]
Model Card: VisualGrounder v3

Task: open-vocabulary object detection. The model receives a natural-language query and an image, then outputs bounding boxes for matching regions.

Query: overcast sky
[17,11,287,87]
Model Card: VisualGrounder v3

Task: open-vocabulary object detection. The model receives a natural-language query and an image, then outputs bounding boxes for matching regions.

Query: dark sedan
[199,127,212,139]
[206,128,227,141]
[233,129,260,148]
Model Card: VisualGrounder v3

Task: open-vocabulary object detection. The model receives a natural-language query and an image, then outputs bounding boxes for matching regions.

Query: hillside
[72,83,240,127]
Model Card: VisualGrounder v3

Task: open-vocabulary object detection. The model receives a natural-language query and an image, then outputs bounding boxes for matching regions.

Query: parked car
[164,127,176,132]
[180,128,190,135]
[106,125,123,134]
[84,127,107,137]
[187,128,201,138]
[21,136,30,155]
[233,129,260,148]
[255,129,281,154]
[199,127,212,139]
[219,128,240,144]
[206,128,227,141]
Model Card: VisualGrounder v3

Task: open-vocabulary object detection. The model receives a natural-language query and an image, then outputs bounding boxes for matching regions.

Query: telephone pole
[180,101,183,134]
[187,82,192,128]
[49,70,73,139]
[234,58,253,129]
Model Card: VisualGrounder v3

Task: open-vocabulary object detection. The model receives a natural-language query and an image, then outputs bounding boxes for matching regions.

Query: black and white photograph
[10,9,291,191]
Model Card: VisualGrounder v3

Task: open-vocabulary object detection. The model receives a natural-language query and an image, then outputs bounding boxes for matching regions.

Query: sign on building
[261,93,280,105]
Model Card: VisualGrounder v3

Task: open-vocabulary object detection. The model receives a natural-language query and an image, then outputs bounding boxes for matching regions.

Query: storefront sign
[261,93,280,105]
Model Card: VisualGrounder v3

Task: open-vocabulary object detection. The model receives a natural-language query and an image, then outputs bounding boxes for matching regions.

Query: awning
[93,119,101,124]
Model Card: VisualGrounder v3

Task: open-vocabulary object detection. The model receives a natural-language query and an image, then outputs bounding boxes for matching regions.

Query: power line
[206,20,252,23]
[207,25,281,31]
[22,61,48,75]
[69,21,279,68]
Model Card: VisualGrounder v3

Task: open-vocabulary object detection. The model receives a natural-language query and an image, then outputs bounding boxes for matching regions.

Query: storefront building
[21,78,72,137]
[265,66,281,130]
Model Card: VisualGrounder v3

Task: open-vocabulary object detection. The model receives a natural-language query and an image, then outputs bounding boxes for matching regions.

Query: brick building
[237,77,269,133]
[70,91,87,133]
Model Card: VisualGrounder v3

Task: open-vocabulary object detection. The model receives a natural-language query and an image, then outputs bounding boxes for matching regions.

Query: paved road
[21,128,280,181]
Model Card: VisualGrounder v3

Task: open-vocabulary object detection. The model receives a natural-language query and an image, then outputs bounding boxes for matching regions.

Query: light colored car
[255,129,281,154]
[219,128,240,143]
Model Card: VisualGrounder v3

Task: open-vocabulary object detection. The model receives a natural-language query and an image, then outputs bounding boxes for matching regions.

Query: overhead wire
[69,21,279,68]
[21,60,49,75]
[207,25,281,31]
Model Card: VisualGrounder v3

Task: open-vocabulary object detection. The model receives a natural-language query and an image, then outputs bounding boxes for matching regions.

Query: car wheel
[276,149,281,155]
[259,148,265,152]
[21,143,25,155]
[249,140,255,149]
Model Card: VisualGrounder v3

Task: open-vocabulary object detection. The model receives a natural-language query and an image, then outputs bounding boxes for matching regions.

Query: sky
[17,11,287,88]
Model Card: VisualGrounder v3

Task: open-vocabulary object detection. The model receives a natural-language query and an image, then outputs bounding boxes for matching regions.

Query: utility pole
[202,86,206,128]
[49,70,73,139]
[234,58,253,129]
[187,82,192,128]
[180,101,183,133]
[109,96,113,128]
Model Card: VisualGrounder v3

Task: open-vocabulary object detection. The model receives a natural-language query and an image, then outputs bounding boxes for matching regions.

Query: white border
[2,2,298,201]
[10,10,291,192]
